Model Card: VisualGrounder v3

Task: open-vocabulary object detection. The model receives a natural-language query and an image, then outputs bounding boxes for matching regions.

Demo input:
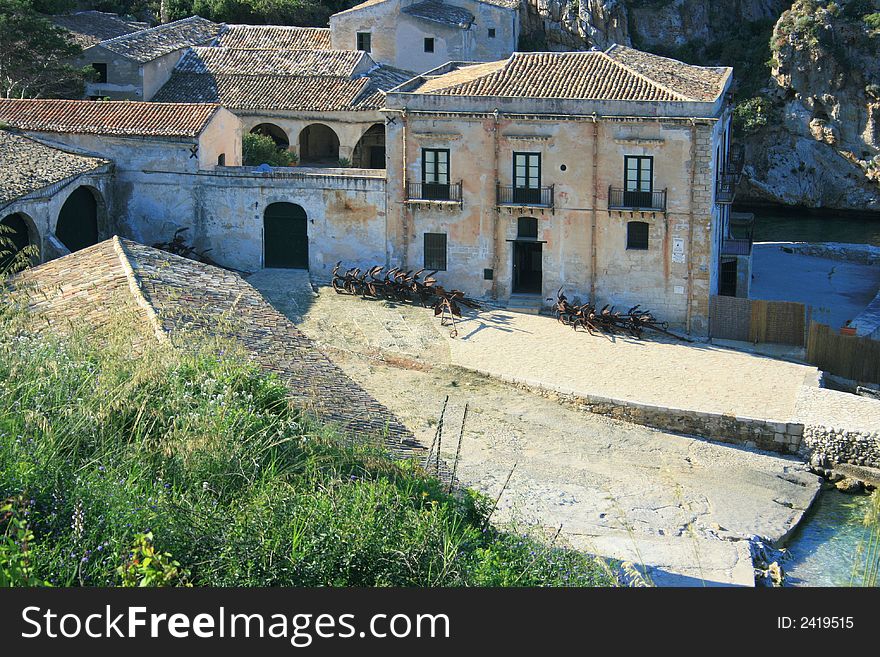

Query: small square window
[627,221,650,250]
[488,28,496,38]
[424,37,434,53]
[356,32,371,52]
[424,233,447,271]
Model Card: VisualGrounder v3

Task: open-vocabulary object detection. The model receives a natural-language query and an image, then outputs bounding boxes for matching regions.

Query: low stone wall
[802,424,880,469]
[467,368,804,456]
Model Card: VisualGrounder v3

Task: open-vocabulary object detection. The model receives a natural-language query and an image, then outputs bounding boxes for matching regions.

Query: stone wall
[802,425,880,470]
[470,367,805,455]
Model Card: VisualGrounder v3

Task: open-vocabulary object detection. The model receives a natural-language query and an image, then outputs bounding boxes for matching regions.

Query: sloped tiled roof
[333,0,518,17]
[217,24,332,50]
[0,131,110,206]
[605,44,730,103]
[0,99,221,138]
[402,1,474,28]
[174,47,367,77]
[409,50,729,102]
[11,238,425,453]
[153,47,411,112]
[96,15,222,62]
[50,10,149,48]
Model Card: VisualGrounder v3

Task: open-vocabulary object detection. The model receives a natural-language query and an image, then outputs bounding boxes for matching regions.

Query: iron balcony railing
[716,173,739,204]
[406,180,463,203]
[496,184,554,208]
[725,144,745,178]
[608,186,667,212]
[721,237,753,256]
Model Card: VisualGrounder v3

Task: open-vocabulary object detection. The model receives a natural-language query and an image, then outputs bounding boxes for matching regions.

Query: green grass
[0,301,614,587]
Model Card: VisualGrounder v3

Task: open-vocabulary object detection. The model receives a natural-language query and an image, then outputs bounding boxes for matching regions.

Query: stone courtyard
[248,269,834,586]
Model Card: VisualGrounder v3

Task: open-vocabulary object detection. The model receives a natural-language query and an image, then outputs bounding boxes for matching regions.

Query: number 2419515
[777,617,854,629]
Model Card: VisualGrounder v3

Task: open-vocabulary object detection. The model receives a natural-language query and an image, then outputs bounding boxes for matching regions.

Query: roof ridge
[99,14,210,46]
[112,237,170,345]
[596,49,693,102]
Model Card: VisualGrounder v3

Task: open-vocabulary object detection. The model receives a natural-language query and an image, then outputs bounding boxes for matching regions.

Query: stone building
[0,99,239,253]
[383,47,736,331]
[330,0,520,72]
[0,131,113,266]
[152,44,412,167]
[72,15,223,101]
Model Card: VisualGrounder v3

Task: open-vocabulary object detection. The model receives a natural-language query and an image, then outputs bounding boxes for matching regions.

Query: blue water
[784,490,878,587]
[739,206,880,246]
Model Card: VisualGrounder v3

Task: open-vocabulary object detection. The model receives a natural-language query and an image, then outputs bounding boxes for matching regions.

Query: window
[623,155,653,207]
[424,37,434,52]
[356,32,371,52]
[488,28,496,38]
[424,233,447,270]
[513,152,541,204]
[627,221,649,250]
[217,153,225,166]
[421,148,450,200]
[91,63,107,84]
[518,217,538,240]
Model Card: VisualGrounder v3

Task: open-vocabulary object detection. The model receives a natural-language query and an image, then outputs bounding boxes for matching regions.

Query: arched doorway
[0,213,35,271]
[298,124,340,165]
[352,123,386,168]
[264,202,308,269]
[250,123,289,149]
[56,186,100,253]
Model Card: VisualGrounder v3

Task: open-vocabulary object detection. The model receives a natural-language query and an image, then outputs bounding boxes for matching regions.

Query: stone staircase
[506,294,544,315]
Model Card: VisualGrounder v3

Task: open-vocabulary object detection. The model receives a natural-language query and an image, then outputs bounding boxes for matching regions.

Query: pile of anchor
[331,262,480,337]
[552,288,688,341]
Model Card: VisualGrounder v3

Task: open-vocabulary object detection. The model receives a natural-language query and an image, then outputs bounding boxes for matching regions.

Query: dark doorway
[0,213,32,271]
[513,241,542,294]
[299,124,340,165]
[719,258,738,297]
[264,202,308,269]
[57,187,99,253]
[353,124,386,169]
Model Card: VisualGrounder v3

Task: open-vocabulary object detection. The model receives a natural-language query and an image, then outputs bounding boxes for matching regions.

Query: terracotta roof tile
[50,11,148,48]
[0,131,110,206]
[409,50,730,103]
[97,15,221,63]
[217,25,332,50]
[0,99,221,138]
[153,48,409,111]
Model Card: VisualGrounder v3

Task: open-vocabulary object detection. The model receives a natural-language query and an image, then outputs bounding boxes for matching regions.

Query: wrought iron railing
[406,180,462,203]
[725,144,745,177]
[496,184,554,208]
[716,173,738,204]
[608,186,667,212]
[721,237,752,256]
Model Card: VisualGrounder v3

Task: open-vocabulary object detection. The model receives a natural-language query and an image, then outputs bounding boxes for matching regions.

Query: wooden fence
[807,322,880,385]
[709,296,807,346]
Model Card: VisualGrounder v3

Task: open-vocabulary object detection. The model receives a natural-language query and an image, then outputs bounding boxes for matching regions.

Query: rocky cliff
[522,0,880,212]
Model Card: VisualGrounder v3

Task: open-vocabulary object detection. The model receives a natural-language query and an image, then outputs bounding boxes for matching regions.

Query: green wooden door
[264,203,308,269]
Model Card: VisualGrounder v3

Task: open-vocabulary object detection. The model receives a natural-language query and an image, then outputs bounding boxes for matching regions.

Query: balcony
[406,180,463,205]
[725,143,745,178]
[721,237,753,256]
[608,186,667,212]
[721,211,754,256]
[496,184,554,209]
[715,173,738,204]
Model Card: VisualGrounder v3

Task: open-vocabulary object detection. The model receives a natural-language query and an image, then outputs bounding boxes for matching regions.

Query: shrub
[733,96,773,134]
[242,132,296,167]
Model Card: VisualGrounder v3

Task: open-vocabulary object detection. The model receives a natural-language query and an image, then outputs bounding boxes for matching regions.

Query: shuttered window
[424,233,447,271]
[627,221,649,250]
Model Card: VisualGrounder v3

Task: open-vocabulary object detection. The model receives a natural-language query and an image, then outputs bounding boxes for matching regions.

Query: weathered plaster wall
[330,0,518,71]
[384,108,725,332]
[200,108,243,168]
[79,45,142,99]
[142,49,188,101]
[191,168,387,275]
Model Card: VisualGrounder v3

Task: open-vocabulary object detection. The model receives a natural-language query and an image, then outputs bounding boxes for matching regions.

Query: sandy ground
[750,243,880,330]
[247,270,824,586]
